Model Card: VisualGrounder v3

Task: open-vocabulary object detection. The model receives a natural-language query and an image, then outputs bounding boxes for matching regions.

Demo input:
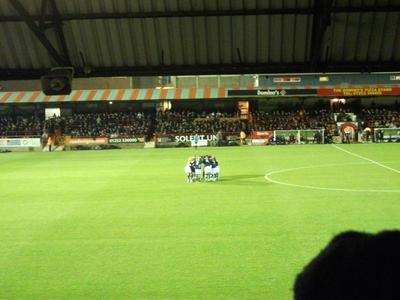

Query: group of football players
[184,155,219,183]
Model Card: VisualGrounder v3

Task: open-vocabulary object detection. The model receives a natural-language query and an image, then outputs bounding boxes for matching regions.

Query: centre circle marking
[265,161,400,193]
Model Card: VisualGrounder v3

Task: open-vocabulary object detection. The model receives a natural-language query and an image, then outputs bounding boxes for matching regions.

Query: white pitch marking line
[264,161,400,193]
[332,145,400,174]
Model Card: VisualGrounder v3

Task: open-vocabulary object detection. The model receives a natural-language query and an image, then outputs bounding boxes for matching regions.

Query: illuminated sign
[318,87,400,97]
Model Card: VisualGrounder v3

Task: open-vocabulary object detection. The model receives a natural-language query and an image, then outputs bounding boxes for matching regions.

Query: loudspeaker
[41,68,74,95]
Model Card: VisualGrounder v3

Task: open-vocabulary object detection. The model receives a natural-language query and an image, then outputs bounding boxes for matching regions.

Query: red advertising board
[66,137,108,145]
[251,131,273,139]
[317,87,400,97]
[251,131,273,145]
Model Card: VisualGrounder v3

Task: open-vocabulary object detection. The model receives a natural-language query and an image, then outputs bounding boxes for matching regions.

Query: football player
[194,156,202,182]
[184,156,194,183]
[203,155,213,182]
[211,156,219,181]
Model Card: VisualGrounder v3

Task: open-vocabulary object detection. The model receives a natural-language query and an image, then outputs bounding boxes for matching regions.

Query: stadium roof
[0,0,399,80]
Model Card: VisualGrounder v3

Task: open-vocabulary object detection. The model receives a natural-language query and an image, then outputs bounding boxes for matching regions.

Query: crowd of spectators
[0,114,44,137]
[155,110,248,134]
[45,112,152,137]
[252,109,336,133]
[359,108,400,129]
[2,107,400,139]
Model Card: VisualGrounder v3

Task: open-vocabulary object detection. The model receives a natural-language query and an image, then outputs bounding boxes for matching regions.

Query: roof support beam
[1,62,399,80]
[1,6,400,22]
[8,0,68,66]
[48,0,71,65]
[309,0,333,71]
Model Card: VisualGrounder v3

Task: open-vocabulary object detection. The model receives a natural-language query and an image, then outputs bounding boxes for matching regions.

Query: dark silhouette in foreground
[294,230,400,300]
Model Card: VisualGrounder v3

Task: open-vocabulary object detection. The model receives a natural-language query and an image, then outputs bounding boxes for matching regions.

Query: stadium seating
[359,108,400,129]
[1,107,399,139]
[0,114,44,137]
[155,110,247,134]
[252,109,336,134]
[44,112,152,137]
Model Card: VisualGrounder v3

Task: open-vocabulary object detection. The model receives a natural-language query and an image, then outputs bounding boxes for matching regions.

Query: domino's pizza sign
[228,89,316,97]
[257,89,287,96]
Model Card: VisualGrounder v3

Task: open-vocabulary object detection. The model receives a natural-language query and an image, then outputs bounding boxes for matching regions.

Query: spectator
[44,112,152,137]
[252,109,336,133]
[155,110,247,134]
[359,108,400,130]
[0,114,44,137]
[294,230,400,300]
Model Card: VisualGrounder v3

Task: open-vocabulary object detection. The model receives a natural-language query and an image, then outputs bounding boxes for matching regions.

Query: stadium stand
[0,114,43,137]
[44,112,152,137]
[252,109,336,133]
[155,110,247,134]
[1,106,399,141]
[359,108,400,129]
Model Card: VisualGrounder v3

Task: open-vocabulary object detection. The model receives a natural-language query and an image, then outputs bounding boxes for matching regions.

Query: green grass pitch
[0,144,399,300]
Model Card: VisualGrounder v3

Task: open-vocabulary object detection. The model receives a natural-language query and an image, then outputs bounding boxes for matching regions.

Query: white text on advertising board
[109,137,144,143]
[0,138,41,148]
[174,135,217,143]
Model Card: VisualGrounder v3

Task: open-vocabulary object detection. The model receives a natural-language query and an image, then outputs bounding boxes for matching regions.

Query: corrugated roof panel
[231,16,244,64]
[329,13,347,61]
[165,0,179,11]
[0,0,40,16]
[0,2,14,16]
[63,22,81,67]
[360,13,377,62]
[118,19,137,66]
[150,0,165,11]
[380,12,399,61]
[230,0,244,10]
[180,18,196,65]
[168,18,184,65]
[155,18,172,65]
[193,17,208,64]
[392,14,400,61]
[219,16,233,64]
[132,19,149,66]
[367,13,388,61]
[327,9,400,63]
[0,22,55,68]
[269,15,283,63]
[0,24,15,68]
[342,13,362,62]
[294,15,311,62]
[0,0,398,76]
[70,20,99,67]
[178,0,194,11]
[256,15,270,63]
[244,15,257,63]
[125,19,141,66]
[107,20,125,66]
[143,18,161,66]
[281,15,295,63]
[205,16,220,64]
[203,0,218,10]
[216,0,233,10]
[243,0,257,9]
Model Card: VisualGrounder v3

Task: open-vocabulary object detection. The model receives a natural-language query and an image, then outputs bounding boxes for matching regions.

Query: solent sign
[174,134,217,143]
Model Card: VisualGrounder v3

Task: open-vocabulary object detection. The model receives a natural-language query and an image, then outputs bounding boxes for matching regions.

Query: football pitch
[0,144,399,300]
